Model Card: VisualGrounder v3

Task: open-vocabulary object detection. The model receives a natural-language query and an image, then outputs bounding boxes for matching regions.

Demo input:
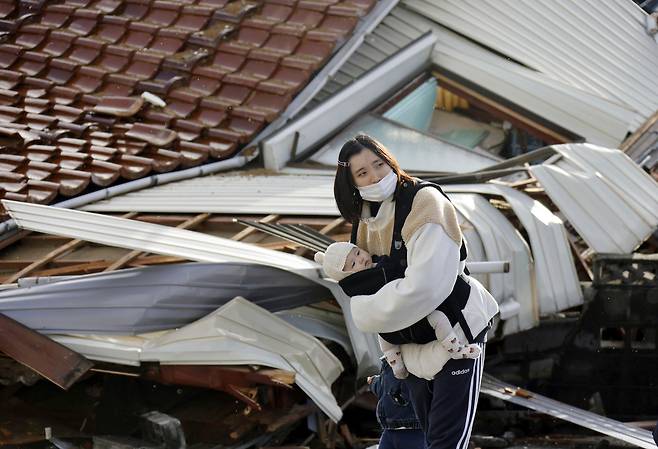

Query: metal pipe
[427,167,528,184]
[467,261,510,274]
[470,146,556,172]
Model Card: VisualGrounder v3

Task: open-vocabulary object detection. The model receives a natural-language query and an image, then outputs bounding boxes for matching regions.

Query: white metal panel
[276,306,353,357]
[531,165,650,254]
[84,173,338,214]
[446,184,583,315]
[386,6,637,146]
[402,0,658,132]
[80,171,584,316]
[2,200,321,277]
[54,297,344,421]
[551,143,658,231]
[262,32,436,171]
[449,193,538,334]
[532,144,658,254]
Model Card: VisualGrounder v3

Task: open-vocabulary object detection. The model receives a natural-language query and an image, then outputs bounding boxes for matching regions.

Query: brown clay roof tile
[0,45,24,69]
[174,5,213,31]
[0,0,372,205]
[91,0,124,14]
[96,15,130,43]
[68,9,102,36]
[94,96,145,117]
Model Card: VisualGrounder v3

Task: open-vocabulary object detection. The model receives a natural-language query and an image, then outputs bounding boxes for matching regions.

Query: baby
[315,242,481,379]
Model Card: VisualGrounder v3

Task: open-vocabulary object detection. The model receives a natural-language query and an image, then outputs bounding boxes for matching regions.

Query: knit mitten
[384,348,409,379]
[440,331,481,360]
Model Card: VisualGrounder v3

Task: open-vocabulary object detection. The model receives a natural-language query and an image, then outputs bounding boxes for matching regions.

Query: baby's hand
[442,334,481,360]
[384,349,409,379]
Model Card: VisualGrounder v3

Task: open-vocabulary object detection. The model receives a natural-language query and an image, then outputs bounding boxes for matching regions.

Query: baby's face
[343,247,374,273]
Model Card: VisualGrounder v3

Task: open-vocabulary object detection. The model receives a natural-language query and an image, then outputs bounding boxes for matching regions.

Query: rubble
[1,0,658,447]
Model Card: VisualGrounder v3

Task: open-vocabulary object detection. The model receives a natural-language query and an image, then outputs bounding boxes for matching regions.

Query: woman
[333,134,499,449]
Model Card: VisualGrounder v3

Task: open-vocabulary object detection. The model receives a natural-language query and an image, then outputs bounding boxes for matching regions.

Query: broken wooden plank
[338,424,356,449]
[0,313,93,390]
[143,365,295,410]
[266,404,315,432]
[3,238,89,284]
[0,230,31,252]
[0,255,187,280]
[0,259,108,270]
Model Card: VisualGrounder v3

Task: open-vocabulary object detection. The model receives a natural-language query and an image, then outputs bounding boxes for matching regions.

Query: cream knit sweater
[355,187,462,255]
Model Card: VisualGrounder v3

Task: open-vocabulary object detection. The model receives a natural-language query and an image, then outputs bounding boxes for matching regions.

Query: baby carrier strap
[391,179,467,268]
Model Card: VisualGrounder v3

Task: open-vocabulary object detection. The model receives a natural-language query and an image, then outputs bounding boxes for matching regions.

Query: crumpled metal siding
[0,263,331,335]
[402,0,658,133]
[532,144,658,254]
[449,193,538,334]
[446,184,583,315]
[382,5,637,147]
[1,199,383,379]
[52,297,344,422]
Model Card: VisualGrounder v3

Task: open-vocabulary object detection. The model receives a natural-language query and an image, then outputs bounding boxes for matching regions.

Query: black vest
[340,179,475,345]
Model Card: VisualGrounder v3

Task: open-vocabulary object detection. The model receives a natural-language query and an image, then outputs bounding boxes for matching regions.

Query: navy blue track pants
[405,340,486,449]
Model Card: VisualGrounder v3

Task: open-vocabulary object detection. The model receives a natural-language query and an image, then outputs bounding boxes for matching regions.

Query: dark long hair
[333,134,413,223]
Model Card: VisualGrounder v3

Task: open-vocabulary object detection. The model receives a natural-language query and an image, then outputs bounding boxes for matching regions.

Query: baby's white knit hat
[314,242,357,281]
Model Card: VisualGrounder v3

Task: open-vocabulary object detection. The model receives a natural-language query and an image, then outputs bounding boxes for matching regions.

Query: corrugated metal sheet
[84,173,338,215]
[402,0,658,136]
[52,297,344,422]
[553,143,658,228]
[386,6,638,147]
[2,200,320,277]
[450,193,537,334]
[532,166,647,254]
[446,184,583,315]
[532,144,658,254]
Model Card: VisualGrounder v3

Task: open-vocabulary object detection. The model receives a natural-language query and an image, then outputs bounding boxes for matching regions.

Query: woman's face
[349,149,393,188]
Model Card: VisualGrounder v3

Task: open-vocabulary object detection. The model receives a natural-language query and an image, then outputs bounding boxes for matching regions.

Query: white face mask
[357,170,398,202]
